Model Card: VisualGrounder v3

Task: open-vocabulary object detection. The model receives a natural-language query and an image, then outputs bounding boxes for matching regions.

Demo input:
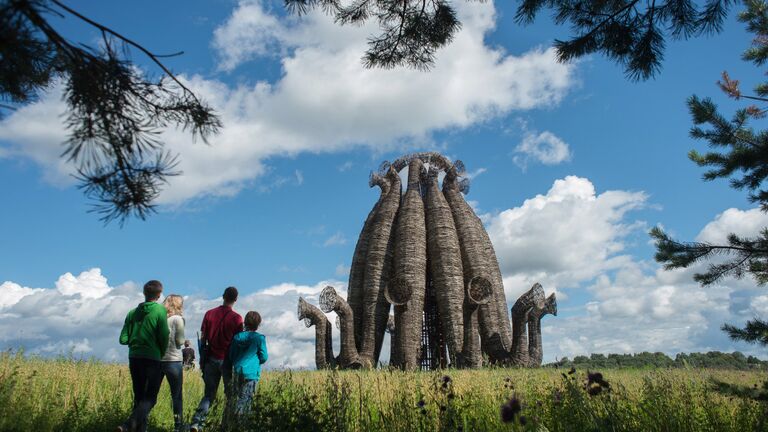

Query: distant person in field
[223,311,268,428]
[182,340,195,369]
[190,287,244,432]
[117,280,170,432]
[161,294,186,432]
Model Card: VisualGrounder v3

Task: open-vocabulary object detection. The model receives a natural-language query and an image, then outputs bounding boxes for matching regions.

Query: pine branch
[722,318,768,346]
[1,0,222,224]
[650,227,768,285]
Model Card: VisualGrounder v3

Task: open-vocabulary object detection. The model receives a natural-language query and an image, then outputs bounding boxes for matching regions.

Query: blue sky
[1,0,767,367]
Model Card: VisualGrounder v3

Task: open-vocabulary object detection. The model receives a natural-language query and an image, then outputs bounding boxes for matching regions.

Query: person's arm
[156,306,170,358]
[200,312,208,340]
[174,317,185,348]
[119,310,132,345]
[235,314,244,332]
[227,339,239,366]
[258,334,268,365]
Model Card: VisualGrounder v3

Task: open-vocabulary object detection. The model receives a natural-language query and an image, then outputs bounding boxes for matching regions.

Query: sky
[1,0,767,368]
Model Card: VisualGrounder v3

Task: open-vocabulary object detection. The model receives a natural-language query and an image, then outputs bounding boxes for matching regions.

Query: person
[117,280,170,432]
[223,311,268,429]
[190,287,244,432]
[182,340,196,369]
[161,294,186,432]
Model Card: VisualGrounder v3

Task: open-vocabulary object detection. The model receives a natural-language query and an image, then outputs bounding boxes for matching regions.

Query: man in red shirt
[190,287,243,432]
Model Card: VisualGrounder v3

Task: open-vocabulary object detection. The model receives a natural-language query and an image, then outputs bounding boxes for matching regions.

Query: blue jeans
[123,357,163,432]
[191,358,232,427]
[161,361,183,429]
[223,375,258,429]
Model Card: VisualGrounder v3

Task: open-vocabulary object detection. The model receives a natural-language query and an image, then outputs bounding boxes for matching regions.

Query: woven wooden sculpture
[298,153,557,370]
[387,158,427,370]
[424,166,466,366]
[348,172,392,352]
[527,293,557,367]
[319,286,363,369]
[297,297,335,369]
[511,283,546,366]
[359,165,401,367]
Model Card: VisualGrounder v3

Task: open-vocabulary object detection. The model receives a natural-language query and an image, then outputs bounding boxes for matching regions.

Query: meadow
[0,352,766,432]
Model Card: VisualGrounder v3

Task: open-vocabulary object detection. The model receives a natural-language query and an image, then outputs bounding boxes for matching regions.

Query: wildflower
[587,371,611,390]
[587,385,603,396]
[417,399,425,408]
[500,395,522,423]
[552,389,563,405]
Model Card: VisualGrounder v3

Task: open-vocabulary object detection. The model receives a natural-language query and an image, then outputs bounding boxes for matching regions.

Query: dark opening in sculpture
[298,152,557,369]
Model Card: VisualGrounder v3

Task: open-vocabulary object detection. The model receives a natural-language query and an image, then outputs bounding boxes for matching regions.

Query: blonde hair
[163,294,184,317]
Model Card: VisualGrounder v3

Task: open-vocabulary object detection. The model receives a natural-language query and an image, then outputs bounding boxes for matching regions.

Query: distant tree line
[548,351,768,370]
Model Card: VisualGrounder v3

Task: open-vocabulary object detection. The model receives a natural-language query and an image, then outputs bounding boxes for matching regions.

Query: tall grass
[0,352,765,431]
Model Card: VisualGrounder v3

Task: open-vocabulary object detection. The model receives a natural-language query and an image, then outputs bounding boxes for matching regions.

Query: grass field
[0,352,766,431]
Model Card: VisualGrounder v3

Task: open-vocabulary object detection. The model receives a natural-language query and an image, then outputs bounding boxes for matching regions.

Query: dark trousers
[123,357,163,432]
[161,361,184,429]
[191,358,232,427]
[223,374,258,430]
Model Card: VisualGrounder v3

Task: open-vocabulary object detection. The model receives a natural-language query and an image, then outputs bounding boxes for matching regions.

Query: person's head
[244,311,262,331]
[184,340,190,348]
[143,280,163,302]
[163,294,184,317]
[223,286,238,305]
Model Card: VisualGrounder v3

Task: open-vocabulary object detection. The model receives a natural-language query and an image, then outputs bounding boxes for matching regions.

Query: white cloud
[513,130,571,168]
[55,268,112,299]
[0,0,576,205]
[0,270,347,369]
[335,263,351,277]
[486,176,768,361]
[0,281,43,309]
[338,161,354,172]
[487,175,647,298]
[323,231,347,247]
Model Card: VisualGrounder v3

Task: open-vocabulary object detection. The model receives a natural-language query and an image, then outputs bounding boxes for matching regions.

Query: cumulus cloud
[486,175,647,299]
[323,231,348,247]
[485,177,768,361]
[0,269,346,369]
[513,131,571,168]
[0,0,576,205]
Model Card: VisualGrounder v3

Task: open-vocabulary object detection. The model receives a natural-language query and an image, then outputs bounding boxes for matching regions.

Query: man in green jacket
[117,280,170,432]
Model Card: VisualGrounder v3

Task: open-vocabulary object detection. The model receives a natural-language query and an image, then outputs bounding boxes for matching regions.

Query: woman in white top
[162,294,186,432]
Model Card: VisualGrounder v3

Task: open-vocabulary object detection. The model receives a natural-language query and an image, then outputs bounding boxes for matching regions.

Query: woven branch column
[359,166,401,367]
[479,236,514,355]
[527,293,557,367]
[510,283,545,366]
[424,167,466,367]
[319,286,362,369]
[386,158,427,370]
[443,169,501,367]
[348,173,392,352]
[297,297,335,369]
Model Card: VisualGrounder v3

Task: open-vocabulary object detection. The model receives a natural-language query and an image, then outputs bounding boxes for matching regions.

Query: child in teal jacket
[224,311,268,427]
